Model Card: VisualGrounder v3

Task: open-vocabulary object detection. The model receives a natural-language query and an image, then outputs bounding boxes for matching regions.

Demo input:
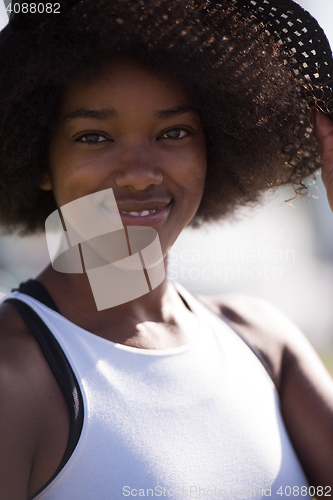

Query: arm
[0,302,70,500]
[280,321,333,489]
[0,303,39,500]
[313,110,333,213]
[0,370,36,500]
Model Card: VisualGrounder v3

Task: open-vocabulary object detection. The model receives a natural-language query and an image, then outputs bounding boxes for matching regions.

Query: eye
[159,128,191,140]
[75,133,109,144]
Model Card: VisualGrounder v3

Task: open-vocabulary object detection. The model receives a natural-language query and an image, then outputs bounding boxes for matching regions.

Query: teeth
[120,209,158,217]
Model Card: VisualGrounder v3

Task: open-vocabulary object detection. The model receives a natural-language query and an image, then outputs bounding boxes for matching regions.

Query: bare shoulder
[0,300,70,499]
[198,291,301,338]
[198,292,333,488]
[0,299,51,401]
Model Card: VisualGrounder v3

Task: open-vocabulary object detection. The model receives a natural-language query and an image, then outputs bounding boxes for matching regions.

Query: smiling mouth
[115,202,173,226]
[119,208,161,217]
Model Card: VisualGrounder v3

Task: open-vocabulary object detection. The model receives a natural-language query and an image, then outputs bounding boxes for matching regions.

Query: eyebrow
[152,104,198,119]
[63,108,118,122]
[63,104,197,123]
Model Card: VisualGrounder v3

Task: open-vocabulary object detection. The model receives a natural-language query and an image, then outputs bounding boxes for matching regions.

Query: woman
[0,1,332,499]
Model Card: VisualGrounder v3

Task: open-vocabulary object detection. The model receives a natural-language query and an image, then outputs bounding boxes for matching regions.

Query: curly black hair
[0,0,320,234]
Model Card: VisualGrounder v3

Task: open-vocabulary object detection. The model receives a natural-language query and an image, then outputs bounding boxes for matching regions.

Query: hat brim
[1,0,333,116]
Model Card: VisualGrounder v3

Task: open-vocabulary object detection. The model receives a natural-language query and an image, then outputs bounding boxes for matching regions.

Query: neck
[36,256,198,349]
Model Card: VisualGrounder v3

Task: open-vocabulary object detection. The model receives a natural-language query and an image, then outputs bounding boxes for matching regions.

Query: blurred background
[0,0,333,375]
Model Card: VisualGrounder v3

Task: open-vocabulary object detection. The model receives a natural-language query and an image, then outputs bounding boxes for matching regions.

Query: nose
[114,143,163,191]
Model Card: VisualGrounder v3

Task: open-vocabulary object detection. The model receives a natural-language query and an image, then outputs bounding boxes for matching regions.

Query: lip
[117,201,173,226]
[115,198,172,212]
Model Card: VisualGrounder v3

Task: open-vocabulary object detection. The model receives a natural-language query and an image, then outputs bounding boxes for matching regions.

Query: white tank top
[2,285,310,500]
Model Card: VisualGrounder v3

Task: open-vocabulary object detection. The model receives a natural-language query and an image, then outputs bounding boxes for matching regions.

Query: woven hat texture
[2,0,333,114]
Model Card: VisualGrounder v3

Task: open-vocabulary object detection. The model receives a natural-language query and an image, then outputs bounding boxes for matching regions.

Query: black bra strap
[12,279,61,314]
[4,295,84,499]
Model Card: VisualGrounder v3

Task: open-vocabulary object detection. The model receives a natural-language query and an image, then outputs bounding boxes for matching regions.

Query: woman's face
[46,58,207,255]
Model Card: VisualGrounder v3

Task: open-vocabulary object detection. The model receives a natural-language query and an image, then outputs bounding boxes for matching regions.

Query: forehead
[58,58,194,116]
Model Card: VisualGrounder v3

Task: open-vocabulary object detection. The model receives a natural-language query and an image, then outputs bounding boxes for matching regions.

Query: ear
[39,172,53,191]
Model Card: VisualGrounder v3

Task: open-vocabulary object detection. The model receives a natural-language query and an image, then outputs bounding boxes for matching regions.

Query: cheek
[169,159,206,232]
[48,144,109,207]
[180,144,207,203]
[184,167,206,205]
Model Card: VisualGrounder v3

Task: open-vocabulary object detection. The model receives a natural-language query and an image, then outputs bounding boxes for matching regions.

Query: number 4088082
[277,486,332,497]
[5,3,60,14]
